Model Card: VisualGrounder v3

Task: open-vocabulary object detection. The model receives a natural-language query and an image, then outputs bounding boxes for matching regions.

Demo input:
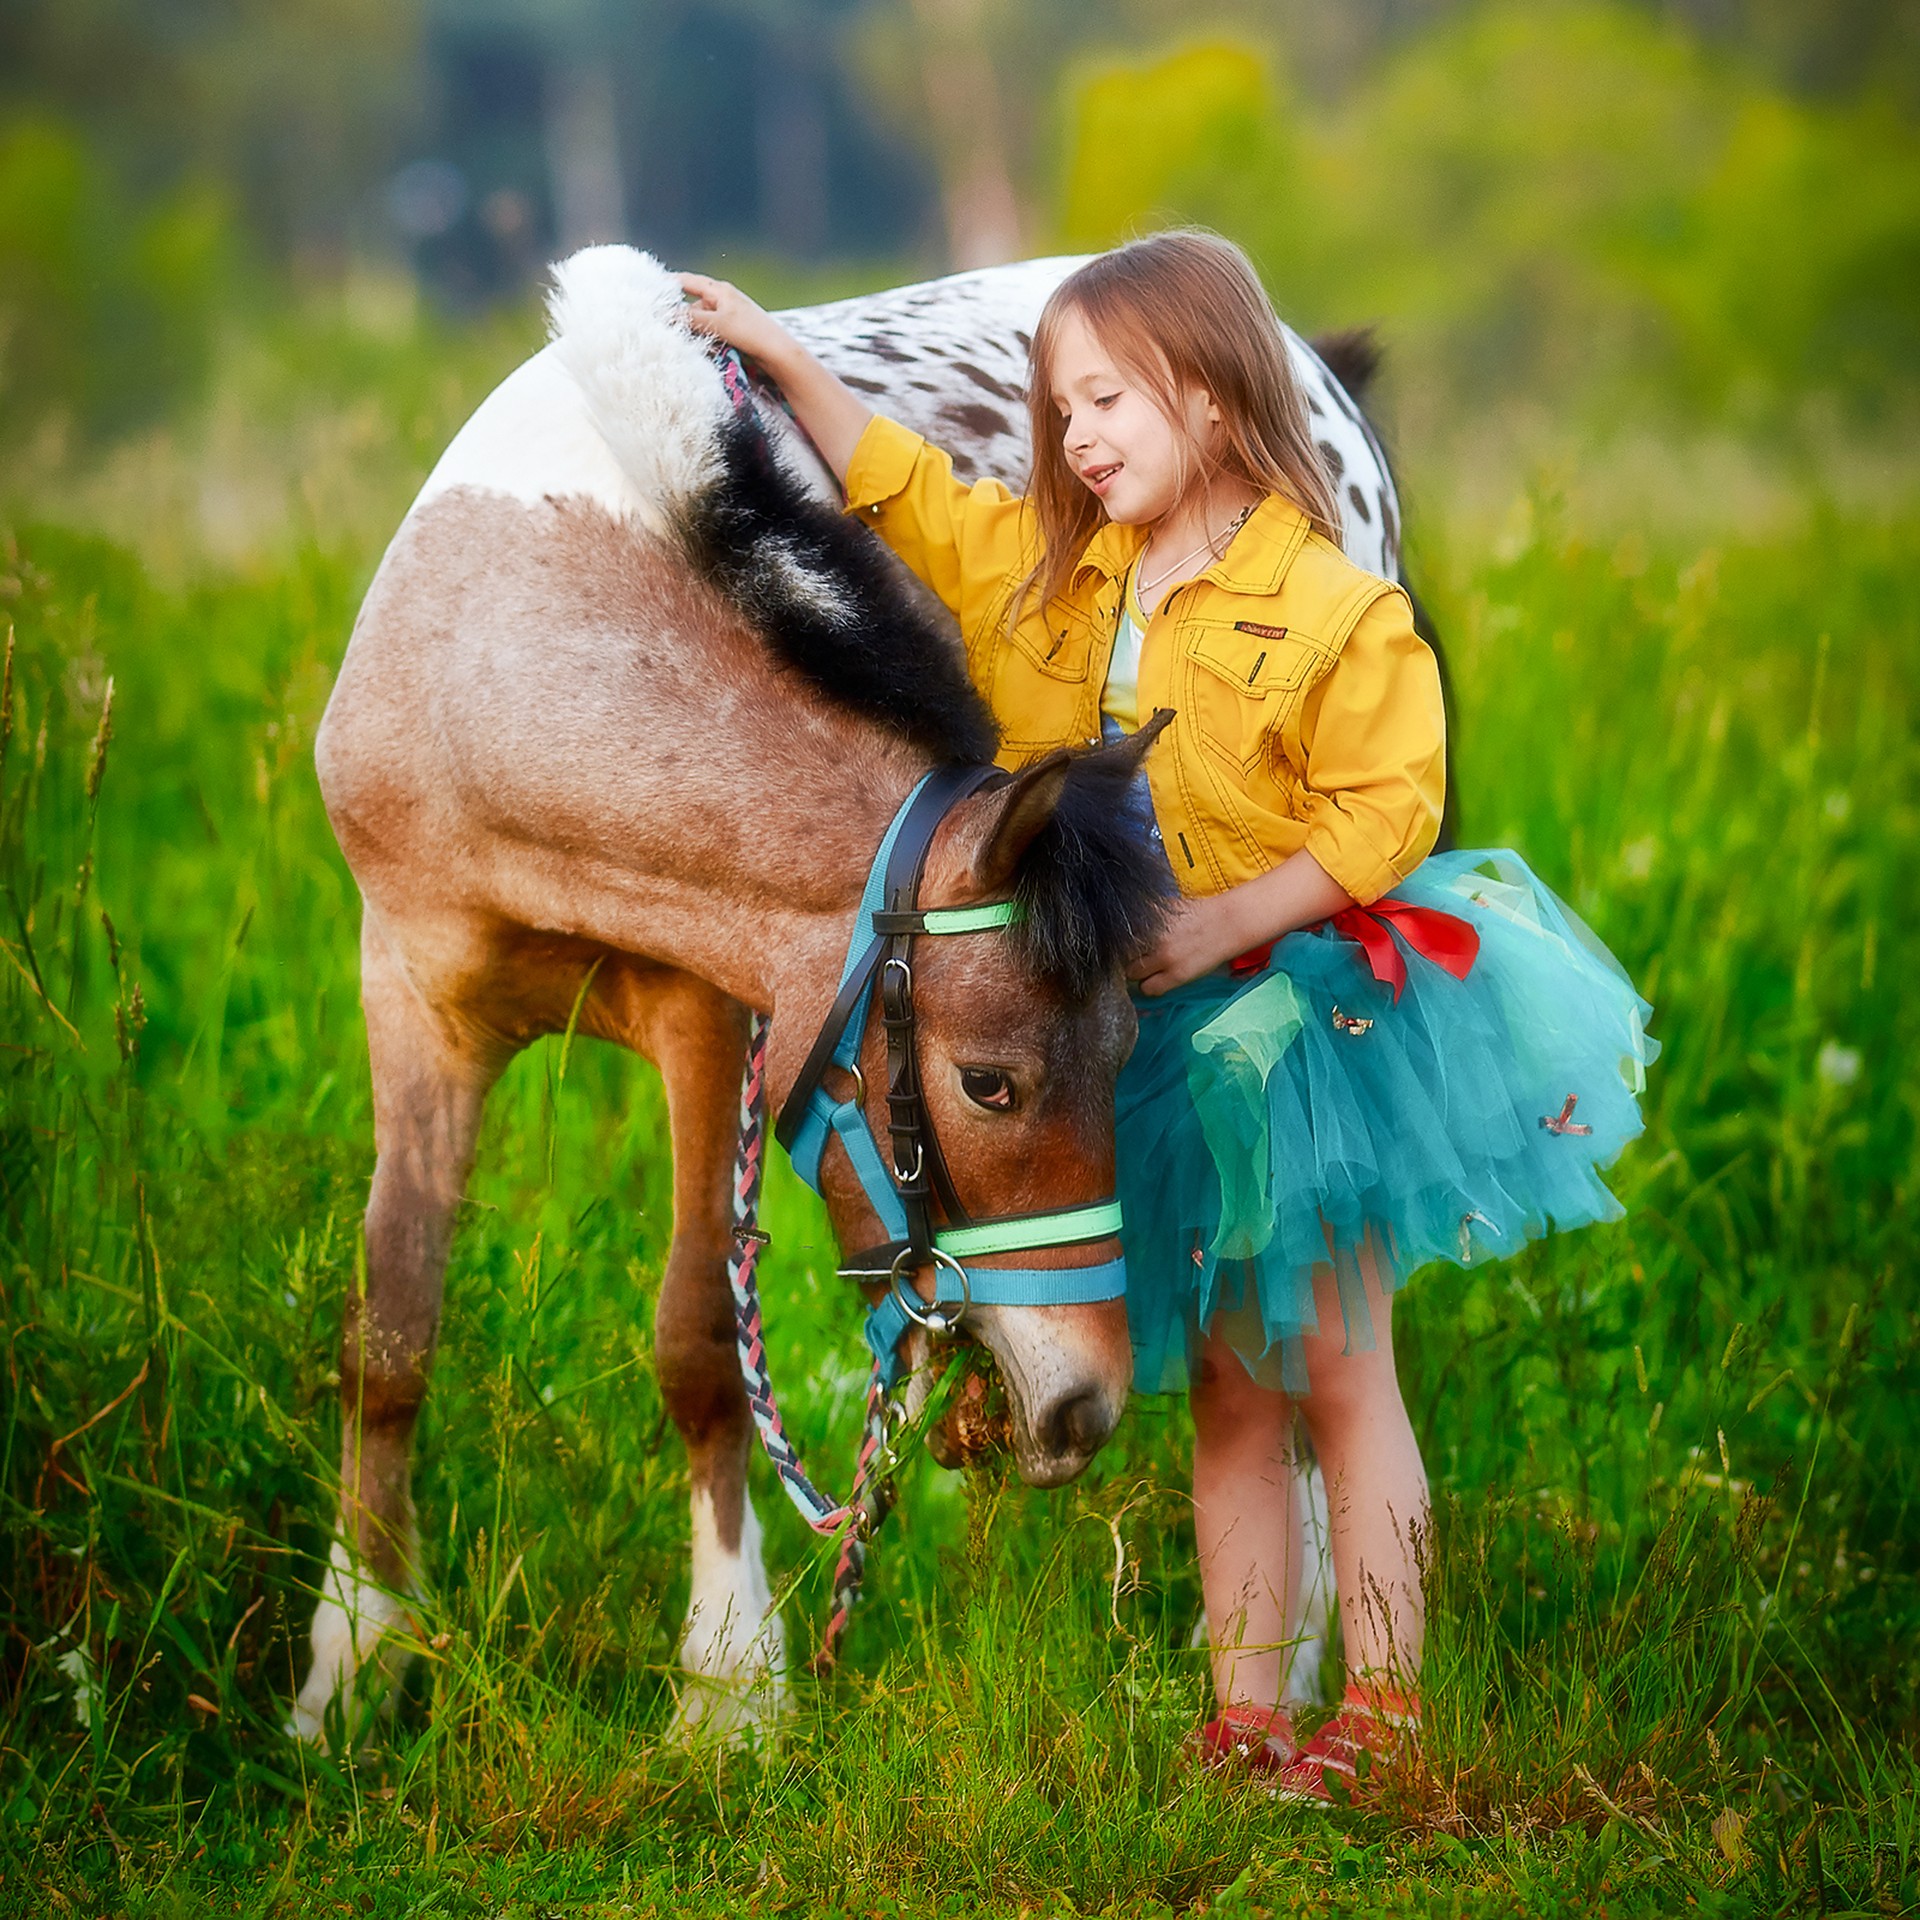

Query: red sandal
[1269,1684,1419,1805]
[1187,1701,1297,1778]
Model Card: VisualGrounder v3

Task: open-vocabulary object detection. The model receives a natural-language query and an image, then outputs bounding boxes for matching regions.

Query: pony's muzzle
[962,1299,1132,1487]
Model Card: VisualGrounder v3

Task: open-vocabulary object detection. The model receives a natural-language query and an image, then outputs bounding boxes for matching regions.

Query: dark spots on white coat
[1324,380,1364,429]
[842,374,889,395]
[954,361,1024,403]
[1346,483,1371,524]
[1317,439,1345,481]
[943,401,1013,441]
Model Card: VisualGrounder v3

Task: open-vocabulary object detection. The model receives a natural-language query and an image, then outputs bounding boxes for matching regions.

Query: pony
[294,249,1400,1741]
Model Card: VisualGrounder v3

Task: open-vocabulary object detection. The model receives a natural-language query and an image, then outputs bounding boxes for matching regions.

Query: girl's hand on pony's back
[673,269,875,482]
[675,272,799,369]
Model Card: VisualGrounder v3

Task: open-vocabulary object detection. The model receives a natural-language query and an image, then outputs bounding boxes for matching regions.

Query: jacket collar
[1071,492,1313,596]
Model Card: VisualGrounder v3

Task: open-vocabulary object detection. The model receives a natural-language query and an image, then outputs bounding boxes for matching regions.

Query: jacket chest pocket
[1006,598,1100,683]
[1184,618,1330,774]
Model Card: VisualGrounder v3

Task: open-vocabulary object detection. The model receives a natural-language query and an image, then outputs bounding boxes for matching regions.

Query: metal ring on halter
[888,1244,970,1336]
[841,1059,866,1105]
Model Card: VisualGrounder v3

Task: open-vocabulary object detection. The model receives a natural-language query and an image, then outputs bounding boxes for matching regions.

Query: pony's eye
[959,1066,1016,1112]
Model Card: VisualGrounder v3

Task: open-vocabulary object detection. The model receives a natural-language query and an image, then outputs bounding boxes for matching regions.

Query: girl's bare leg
[1189,1338,1302,1710]
[1293,1244,1429,1690]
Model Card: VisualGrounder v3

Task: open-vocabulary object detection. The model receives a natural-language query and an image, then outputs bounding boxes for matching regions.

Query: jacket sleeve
[1295,587,1446,905]
[842,414,1038,666]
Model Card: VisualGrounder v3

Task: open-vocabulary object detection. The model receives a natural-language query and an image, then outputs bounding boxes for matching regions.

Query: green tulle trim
[1187,970,1305,1263]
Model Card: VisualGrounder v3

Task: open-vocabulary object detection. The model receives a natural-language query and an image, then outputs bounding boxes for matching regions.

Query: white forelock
[546,244,729,518]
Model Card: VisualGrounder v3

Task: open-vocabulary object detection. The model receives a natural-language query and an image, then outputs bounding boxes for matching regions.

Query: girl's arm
[1131,592,1446,996]
[676,272,872,480]
[676,269,1036,661]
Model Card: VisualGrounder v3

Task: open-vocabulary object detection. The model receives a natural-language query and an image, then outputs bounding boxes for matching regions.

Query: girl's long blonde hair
[1020,231,1343,617]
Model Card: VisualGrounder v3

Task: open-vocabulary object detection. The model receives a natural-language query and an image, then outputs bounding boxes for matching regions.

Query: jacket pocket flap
[1007,599,1097,682]
[1187,619,1328,694]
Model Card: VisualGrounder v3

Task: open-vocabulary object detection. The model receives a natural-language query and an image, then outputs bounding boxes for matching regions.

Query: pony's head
[808,719,1174,1485]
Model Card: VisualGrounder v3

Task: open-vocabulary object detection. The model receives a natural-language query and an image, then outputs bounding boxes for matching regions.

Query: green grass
[2,473,1917,1916]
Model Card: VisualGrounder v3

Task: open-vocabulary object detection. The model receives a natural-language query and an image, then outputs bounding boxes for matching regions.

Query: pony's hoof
[668,1666,788,1749]
[287,1547,421,1750]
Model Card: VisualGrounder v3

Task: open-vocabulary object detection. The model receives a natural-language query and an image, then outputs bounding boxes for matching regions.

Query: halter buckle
[881,954,914,1017]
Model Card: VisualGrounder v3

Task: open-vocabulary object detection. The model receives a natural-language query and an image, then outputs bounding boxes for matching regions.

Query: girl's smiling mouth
[1082,461,1123,492]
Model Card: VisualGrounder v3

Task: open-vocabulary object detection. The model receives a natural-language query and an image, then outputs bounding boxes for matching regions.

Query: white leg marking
[287,1536,421,1747]
[672,1487,787,1743]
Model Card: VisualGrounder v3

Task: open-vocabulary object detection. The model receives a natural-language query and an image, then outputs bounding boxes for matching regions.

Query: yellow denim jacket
[844,414,1445,905]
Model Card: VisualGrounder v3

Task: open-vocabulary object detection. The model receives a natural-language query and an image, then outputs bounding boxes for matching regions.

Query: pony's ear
[936,711,1175,902]
[966,754,1072,897]
[1080,707,1172,782]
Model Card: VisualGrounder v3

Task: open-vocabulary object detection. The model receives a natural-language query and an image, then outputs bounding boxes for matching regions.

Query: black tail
[1310,326,1459,854]
[1309,326,1384,406]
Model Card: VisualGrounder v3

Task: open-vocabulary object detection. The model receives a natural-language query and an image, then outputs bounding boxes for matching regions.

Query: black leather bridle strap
[773,765,999,1161]
[775,939,886,1155]
[877,764,1001,1250]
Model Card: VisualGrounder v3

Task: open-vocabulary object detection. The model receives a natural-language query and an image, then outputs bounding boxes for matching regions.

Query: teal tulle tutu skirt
[1115,849,1657,1394]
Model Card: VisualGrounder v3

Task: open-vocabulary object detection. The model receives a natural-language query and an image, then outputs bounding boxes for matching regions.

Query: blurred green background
[5,0,1918,550]
[3,3,1918,1914]
[11,0,1920,556]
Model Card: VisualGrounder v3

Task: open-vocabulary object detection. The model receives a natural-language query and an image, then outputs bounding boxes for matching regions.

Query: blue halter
[775,769,1128,1384]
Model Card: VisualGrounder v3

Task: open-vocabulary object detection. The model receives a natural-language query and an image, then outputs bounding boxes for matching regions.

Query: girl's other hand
[1128,896,1248,996]
[1130,848,1355,996]
[674,271,795,368]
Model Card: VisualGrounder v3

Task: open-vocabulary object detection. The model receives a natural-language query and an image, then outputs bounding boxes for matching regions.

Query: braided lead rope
[716,346,757,421]
[728,1013,896,1658]
[811,1366,898,1675]
[715,344,831,478]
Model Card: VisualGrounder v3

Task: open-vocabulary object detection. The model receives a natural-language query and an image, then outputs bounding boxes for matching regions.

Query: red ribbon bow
[1229,898,1480,1001]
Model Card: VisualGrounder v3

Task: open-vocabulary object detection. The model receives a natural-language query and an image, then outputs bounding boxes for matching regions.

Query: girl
[678,233,1654,1801]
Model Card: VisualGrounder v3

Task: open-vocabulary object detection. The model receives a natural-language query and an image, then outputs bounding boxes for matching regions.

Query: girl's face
[1047,306,1219,528]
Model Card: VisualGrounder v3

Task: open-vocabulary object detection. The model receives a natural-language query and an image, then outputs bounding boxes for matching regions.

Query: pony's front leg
[648,976,786,1741]
[290,917,498,1746]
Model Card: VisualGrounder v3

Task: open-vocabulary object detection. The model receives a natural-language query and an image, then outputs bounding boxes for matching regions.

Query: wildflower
[1815,1041,1861,1089]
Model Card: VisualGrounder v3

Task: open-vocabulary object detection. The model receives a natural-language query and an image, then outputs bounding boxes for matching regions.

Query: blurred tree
[409,0,937,291]
[848,0,1242,268]
[0,119,231,444]
[1660,0,1920,116]
[0,0,430,269]
[1057,4,1920,432]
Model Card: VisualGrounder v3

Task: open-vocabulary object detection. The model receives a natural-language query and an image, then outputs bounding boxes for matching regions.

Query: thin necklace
[1137,502,1255,603]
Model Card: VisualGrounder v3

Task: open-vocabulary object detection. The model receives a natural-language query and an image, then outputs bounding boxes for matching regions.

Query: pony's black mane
[680,412,998,764]
[678,409,1172,995]
[1008,741,1178,1000]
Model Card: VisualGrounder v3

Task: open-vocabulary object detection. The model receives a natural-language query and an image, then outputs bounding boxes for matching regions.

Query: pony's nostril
[1043,1388,1113,1461]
